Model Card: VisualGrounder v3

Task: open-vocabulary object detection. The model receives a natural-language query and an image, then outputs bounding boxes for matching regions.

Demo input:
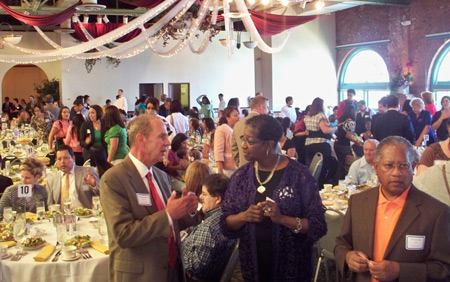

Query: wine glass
[3,207,12,224]
[98,217,108,245]
[92,196,100,216]
[36,201,45,220]
[63,198,72,214]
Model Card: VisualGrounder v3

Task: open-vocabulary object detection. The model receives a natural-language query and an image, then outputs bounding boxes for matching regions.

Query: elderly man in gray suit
[231,95,269,168]
[100,115,198,282]
[46,145,99,209]
[334,136,450,282]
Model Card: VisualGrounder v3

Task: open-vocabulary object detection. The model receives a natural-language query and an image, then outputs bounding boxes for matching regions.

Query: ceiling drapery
[0,0,319,63]
[119,0,164,9]
[0,0,80,27]
[249,10,317,36]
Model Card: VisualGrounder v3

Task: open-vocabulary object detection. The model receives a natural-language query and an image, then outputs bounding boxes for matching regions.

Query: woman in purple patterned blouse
[220,115,327,282]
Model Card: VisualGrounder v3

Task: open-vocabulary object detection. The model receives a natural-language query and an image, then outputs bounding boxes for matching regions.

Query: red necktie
[146,172,176,268]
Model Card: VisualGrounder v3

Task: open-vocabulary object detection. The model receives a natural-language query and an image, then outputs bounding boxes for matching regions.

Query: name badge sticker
[406,235,425,250]
[136,193,152,206]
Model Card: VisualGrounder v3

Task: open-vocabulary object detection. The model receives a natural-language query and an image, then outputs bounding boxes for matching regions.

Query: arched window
[431,41,450,108]
[339,49,390,109]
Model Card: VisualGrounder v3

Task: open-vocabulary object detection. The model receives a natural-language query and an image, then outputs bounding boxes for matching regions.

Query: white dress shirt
[114,96,128,113]
[281,105,296,125]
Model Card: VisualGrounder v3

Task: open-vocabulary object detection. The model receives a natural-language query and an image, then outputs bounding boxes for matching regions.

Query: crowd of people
[0,88,449,282]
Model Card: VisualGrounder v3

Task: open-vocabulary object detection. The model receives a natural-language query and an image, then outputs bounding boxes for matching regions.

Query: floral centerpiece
[390,69,413,95]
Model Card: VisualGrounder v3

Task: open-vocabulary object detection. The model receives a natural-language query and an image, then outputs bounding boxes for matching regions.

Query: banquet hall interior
[0,0,447,112]
[0,0,449,282]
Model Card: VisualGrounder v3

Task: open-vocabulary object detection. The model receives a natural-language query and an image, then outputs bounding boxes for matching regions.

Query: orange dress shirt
[371,185,411,282]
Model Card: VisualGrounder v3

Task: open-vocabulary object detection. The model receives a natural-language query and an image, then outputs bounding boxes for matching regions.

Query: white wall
[272,13,337,112]
[60,35,256,110]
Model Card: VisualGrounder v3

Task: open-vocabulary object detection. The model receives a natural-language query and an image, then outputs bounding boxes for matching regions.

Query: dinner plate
[2,252,12,259]
[21,243,46,250]
[322,200,334,206]
[62,254,81,261]
[76,213,94,218]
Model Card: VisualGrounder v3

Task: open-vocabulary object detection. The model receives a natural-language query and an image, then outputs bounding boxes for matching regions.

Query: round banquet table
[1,217,109,282]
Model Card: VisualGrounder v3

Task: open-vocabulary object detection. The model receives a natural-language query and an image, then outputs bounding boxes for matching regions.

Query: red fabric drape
[71,23,144,43]
[249,10,318,36]
[119,0,163,8]
[0,0,81,27]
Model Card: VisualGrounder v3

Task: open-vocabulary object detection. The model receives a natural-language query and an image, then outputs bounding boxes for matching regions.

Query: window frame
[338,48,390,108]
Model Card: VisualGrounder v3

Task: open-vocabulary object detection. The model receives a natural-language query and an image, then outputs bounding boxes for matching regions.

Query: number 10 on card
[18,184,32,198]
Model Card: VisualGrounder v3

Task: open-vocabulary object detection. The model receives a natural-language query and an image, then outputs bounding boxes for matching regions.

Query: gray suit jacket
[100,156,196,282]
[231,112,258,168]
[334,185,450,282]
[46,166,99,209]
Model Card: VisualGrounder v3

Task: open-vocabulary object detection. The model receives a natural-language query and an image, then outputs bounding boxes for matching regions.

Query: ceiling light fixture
[0,22,22,45]
[83,15,89,23]
[123,16,129,24]
[262,0,270,5]
[103,15,110,24]
[97,15,102,24]
[315,0,325,9]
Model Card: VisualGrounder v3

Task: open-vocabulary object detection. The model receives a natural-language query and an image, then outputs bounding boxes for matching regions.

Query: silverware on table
[52,250,62,262]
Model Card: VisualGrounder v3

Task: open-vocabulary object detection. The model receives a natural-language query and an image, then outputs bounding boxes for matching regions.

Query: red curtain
[0,0,81,27]
[249,10,318,36]
[119,0,163,8]
[71,23,144,43]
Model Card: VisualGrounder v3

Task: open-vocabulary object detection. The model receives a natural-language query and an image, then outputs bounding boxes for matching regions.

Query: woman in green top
[104,105,129,163]
[80,105,108,164]
[196,95,215,119]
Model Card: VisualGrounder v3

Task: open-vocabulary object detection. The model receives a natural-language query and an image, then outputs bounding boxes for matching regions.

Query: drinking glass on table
[92,196,100,215]
[56,223,67,246]
[36,201,45,219]
[13,217,26,250]
[3,207,12,224]
[63,198,72,214]
[98,216,108,245]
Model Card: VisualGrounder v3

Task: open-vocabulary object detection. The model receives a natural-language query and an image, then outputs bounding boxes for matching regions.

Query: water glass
[3,207,12,224]
[92,196,100,214]
[63,198,72,214]
[36,201,45,219]
[56,223,67,245]
[13,219,26,249]
[98,217,108,245]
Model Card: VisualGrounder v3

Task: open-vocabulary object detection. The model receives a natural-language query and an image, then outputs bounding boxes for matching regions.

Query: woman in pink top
[214,106,240,176]
[422,91,437,117]
[64,113,84,166]
[48,106,71,153]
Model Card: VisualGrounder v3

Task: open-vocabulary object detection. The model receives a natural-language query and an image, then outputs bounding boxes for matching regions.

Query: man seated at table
[347,139,379,185]
[46,145,99,209]
[334,136,450,282]
[183,173,236,282]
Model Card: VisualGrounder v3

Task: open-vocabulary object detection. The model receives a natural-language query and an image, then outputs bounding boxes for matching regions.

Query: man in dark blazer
[373,95,415,144]
[334,136,450,282]
[100,115,198,282]
[231,95,269,168]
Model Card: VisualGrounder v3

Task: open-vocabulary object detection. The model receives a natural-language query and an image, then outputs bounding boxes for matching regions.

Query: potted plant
[33,78,60,102]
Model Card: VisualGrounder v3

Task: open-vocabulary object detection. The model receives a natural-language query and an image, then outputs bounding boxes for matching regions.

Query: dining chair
[83,159,91,167]
[219,239,240,282]
[309,152,323,181]
[313,208,345,282]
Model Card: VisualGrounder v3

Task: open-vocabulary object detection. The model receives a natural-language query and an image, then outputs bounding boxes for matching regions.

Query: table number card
[18,184,33,198]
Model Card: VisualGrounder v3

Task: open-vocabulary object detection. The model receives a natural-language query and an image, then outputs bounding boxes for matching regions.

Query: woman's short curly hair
[20,158,45,178]
[245,115,282,148]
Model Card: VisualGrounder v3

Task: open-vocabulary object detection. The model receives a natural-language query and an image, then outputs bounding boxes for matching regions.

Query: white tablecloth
[1,218,109,282]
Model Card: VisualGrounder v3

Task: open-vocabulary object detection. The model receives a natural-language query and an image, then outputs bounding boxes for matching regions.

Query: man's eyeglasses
[240,136,263,146]
[381,163,411,171]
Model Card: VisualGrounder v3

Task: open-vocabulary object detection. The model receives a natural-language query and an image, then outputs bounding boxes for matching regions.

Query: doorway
[168,83,190,110]
[139,83,164,101]
[2,65,48,103]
